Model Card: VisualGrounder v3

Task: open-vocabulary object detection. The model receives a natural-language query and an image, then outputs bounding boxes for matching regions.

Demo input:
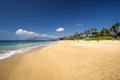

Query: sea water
[0,40,56,60]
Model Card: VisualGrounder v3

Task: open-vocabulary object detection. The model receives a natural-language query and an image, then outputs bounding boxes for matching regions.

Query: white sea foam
[0,46,37,60]
[0,41,57,60]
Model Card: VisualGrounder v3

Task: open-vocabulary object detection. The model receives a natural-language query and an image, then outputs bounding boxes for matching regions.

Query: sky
[0,0,120,40]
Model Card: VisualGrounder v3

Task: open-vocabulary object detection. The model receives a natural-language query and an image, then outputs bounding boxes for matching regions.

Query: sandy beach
[0,40,120,80]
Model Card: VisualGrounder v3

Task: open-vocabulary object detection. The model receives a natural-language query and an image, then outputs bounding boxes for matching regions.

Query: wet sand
[0,40,120,80]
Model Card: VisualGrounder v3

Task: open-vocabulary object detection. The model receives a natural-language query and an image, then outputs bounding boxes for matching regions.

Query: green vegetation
[59,22,120,40]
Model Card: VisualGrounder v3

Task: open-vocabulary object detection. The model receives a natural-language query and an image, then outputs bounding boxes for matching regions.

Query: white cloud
[15,29,58,39]
[56,27,64,32]
[16,29,39,36]
[77,24,83,26]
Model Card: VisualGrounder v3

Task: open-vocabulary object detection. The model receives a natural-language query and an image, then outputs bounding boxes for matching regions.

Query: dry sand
[0,40,120,80]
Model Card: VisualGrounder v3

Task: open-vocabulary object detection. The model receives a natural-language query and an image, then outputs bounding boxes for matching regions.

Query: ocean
[0,40,56,60]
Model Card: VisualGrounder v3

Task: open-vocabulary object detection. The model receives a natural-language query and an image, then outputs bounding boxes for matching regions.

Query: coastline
[0,40,120,80]
[0,41,57,60]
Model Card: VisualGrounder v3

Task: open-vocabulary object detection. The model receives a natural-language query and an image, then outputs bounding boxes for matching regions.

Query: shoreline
[0,40,120,80]
[0,44,49,61]
[0,41,57,60]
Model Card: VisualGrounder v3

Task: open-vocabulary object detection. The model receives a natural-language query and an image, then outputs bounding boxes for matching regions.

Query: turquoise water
[0,40,54,50]
[0,40,56,60]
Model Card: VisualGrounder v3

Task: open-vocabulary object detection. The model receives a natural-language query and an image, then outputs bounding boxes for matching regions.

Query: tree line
[59,22,120,40]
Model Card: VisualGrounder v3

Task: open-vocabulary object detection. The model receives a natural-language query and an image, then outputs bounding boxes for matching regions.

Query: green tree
[73,32,81,41]
[91,28,98,37]
[84,30,90,38]
[80,32,84,38]
[117,32,120,39]
[100,28,110,36]
[69,35,74,40]
[110,23,120,38]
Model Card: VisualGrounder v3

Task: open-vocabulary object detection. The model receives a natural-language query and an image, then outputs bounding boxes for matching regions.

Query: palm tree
[69,35,74,40]
[73,32,81,41]
[84,30,90,38]
[110,23,120,39]
[63,36,68,40]
[117,32,120,38]
[91,28,98,37]
[80,32,84,38]
[100,28,110,36]
[58,22,120,41]
[91,28,94,34]
[115,23,120,38]
[115,22,120,27]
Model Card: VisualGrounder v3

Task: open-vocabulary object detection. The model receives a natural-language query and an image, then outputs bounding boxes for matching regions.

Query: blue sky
[0,0,120,40]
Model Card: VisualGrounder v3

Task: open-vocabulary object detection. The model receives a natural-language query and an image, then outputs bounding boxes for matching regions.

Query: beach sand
[0,40,120,80]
